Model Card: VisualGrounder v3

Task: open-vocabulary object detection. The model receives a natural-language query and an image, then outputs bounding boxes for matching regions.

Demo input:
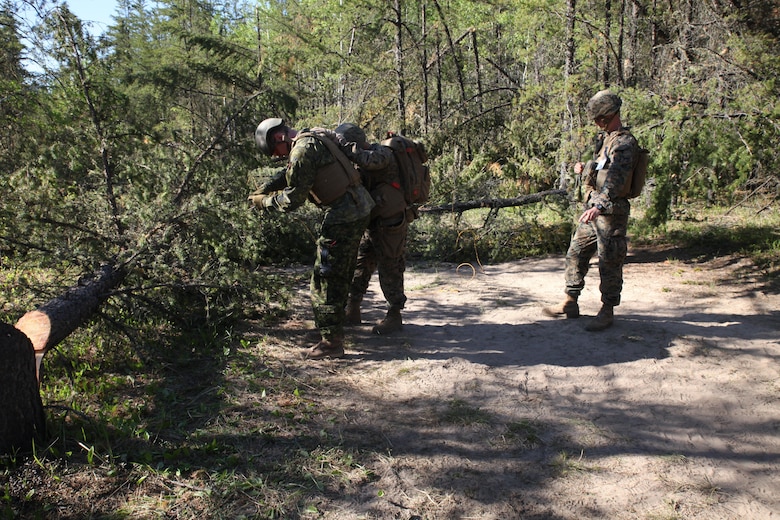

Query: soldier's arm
[264,138,319,213]
[256,168,288,194]
[341,143,392,171]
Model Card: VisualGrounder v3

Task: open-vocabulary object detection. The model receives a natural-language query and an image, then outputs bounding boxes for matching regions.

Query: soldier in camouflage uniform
[543,90,639,331]
[249,118,374,359]
[335,123,409,335]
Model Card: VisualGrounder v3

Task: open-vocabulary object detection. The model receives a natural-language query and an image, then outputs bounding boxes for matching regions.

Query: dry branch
[418,189,567,214]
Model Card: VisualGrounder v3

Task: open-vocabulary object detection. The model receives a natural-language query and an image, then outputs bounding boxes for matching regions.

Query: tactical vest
[296,131,361,206]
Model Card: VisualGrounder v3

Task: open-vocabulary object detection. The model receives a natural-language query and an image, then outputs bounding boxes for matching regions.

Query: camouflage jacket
[584,127,638,215]
[341,142,408,219]
[341,143,400,191]
[265,132,374,225]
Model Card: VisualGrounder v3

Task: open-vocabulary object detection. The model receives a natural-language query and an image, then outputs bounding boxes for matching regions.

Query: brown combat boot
[345,300,362,326]
[372,308,403,335]
[306,335,345,360]
[585,305,614,331]
[542,294,580,319]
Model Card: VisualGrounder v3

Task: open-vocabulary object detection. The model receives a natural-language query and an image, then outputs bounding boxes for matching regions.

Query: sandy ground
[268,245,780,519]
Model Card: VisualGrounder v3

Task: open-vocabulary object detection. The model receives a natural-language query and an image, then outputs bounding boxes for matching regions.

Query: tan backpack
[380,134,431,205]
[296,131,361,205]
[627,147,650,199]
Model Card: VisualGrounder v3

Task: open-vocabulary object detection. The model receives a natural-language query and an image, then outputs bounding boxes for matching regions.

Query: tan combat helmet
[586,90,622,121]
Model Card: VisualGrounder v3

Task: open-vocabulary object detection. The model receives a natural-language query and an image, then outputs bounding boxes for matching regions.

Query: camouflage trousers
[564,212,628,307]
[348,213,408,311]
[311,215,370,340]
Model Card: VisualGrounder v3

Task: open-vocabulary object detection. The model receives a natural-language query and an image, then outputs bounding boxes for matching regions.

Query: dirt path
[267,246,780,519]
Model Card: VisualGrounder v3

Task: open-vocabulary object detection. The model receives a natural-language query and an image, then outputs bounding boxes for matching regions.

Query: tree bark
[419,189,567,214]
[15,263,126,378]
[392,0,407,133]
[0,323,46,455]
[603,0,612,85]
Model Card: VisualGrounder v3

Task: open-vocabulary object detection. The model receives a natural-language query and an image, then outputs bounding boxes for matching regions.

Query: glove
[248,192,271,210]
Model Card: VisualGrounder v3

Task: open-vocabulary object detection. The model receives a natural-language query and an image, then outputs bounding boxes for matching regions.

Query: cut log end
[15,311,52,354]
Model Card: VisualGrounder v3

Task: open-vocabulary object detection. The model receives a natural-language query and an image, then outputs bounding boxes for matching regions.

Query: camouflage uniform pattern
[263,133,374,340]
[565,127,637,307]
[342,142,409,311]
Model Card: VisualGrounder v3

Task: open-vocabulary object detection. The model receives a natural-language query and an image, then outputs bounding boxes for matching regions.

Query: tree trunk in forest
[603,0,612,85]
[1,263,126,455]
[563,0,577,188]
[625,0,640,86]
[617,0,625,85]
[419,189,567,214]
[565,0,576,80]
[422,1,430,132]
[392,0,407,133]
[431,0,467,106]
[471,29,483,113]
[0,323,46,455]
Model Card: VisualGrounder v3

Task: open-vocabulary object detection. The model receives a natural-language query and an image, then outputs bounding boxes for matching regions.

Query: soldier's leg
[349,228,378,303]
[543,221,597,318]
[584,214,628,332]
[373,215,408,334]
[596,214,628,307]
[346,229,377,324]
[375,215,408,310]
[311,216,370,344]
[564,221,599,297]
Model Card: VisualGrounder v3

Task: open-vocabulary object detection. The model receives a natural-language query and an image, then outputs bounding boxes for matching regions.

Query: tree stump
[0,323,46,456]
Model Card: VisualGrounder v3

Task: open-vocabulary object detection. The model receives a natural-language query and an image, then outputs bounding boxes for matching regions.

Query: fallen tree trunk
[1,263,126,455]
[418,189,568,214]
[14,263,126,377]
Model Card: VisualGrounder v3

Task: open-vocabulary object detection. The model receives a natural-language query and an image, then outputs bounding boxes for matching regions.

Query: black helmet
[335,122,367,147]
[255,117,285,156]
[586,90,622,121]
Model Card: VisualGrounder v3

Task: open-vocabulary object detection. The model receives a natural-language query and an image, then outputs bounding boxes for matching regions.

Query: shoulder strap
[297,131,360,185]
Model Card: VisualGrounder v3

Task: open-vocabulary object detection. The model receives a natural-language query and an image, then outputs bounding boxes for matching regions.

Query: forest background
[0,0,778,518]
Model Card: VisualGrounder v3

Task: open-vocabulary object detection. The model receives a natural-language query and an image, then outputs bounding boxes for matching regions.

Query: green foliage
[409,203,572,264]
[3,0,777,342]
[2,0,780,516]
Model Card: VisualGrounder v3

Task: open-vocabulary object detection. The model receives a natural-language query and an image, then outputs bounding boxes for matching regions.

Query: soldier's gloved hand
[248,193,271,210]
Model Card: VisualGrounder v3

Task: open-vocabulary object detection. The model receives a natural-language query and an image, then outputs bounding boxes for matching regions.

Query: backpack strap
[295,131,362,205]
[298,131,360,186]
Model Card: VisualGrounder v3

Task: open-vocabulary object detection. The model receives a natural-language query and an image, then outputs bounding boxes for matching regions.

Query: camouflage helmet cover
[586,90,622,120]
[255,117,285,156]
[335,122,368,147]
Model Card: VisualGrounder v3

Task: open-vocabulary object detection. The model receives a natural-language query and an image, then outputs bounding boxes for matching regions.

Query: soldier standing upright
[335,123,409,335]
[543,90,639,331]
[249,118,374,359]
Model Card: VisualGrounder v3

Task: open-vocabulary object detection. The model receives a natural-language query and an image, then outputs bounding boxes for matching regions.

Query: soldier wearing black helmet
[249,118,374,359]
[335,123,409,335]
[543,90,639,331]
